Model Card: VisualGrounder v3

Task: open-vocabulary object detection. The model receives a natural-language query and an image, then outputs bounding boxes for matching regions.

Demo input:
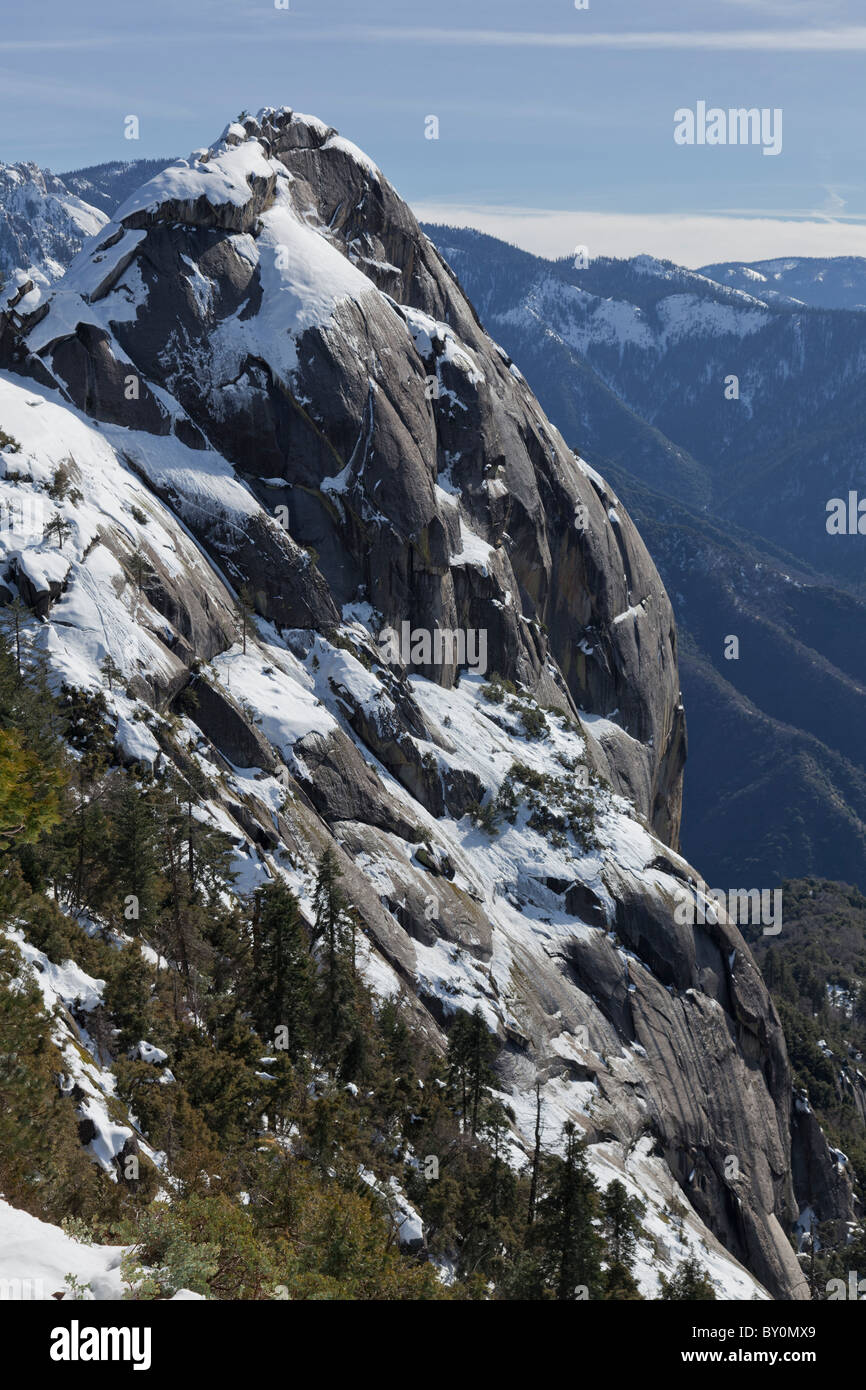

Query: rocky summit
[0,107,854,1300]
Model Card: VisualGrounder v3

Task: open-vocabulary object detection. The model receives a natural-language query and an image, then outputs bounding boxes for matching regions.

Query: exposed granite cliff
[0,107,853,1297]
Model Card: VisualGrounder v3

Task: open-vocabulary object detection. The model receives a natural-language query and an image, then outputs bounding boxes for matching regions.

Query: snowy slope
[0,368,772,1300]
[0,1200,126,1300]
[0,107,839,1300]
[0,1201,206,1300]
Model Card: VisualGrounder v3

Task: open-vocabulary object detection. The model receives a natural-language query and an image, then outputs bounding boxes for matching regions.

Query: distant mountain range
[424,227,866,889]
[0,159,171,319]
[57,158,175,217]
[0,161,107,296]
[700,256,866,311]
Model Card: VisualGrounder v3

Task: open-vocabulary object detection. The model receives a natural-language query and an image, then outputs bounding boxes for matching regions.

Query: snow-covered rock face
[7,107,684,847]
[0,162,107,312]
[0,106,849,1299]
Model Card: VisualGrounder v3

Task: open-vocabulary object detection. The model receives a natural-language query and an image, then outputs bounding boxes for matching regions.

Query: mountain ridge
[0,110,854,1299]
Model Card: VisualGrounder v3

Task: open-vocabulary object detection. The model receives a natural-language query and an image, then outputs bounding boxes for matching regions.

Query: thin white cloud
[4,24,862,54]
[0,70,195,119]
[292,25,866,52]
[821,187,849,216]
[412,203,866,267]
[0,36,127,52]
[718,0,839,12]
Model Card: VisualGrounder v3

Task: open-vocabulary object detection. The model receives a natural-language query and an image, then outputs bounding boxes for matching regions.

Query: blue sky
[3,0,866,264]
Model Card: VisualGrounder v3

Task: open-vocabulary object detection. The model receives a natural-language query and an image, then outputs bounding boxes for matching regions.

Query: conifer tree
[158,811,209,1019]
[447,1006,497,1136]
[43,514,73,550]
[105,773,164,933]
[311,849,357,1063]
[0,598,30,683]
[454,1101,522,1283]
[103,947,155,1054]
[534,1121,603,1300]
[602,1178,641,1267]
[127,546,154,594]
[99,654,124,692]
[252,879,314,1061]
[56,686,113,908]
[601,1178,644,1299]
[0,729,66,853]
[527,1080,542,1225]
[0,936,102,1220]
[659,1253,717,1300]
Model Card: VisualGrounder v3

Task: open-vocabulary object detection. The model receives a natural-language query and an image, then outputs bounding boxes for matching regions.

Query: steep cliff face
[0,107,851,1297]
[13,109,684,849]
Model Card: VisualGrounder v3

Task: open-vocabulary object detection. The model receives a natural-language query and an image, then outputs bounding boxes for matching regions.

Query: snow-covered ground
[0,1200,126,1301]
[0,1201,204,1300]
